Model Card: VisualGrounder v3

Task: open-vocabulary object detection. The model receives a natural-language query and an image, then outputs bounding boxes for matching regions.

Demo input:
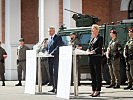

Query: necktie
[49,37,53,47]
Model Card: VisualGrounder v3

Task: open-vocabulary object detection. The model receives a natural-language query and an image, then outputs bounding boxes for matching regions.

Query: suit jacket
[47,34,64,56]
[89,34,103,55]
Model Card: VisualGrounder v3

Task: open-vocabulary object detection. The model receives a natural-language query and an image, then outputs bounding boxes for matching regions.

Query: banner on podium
[25,50,37,94]
[57,46,72,99]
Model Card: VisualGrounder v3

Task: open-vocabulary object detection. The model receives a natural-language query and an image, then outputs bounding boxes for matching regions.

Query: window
[80,33,91,44]
[61,35,70,46]
[128,0,133,19]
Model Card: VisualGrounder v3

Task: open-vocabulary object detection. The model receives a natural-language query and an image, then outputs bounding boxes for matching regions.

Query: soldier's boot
[2,81,5,86]
[130,86,133,90]
[124,85,132,90]
[106,84,115,88]
[15,80,22,86]
[113,85,120,89]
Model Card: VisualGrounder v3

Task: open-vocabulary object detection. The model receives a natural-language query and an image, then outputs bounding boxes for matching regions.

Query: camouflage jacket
[17,45,30,61]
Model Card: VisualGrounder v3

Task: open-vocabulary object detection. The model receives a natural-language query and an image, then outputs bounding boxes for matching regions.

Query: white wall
[0,0,1,41]
[4,0,60,80]
[5,0,21,80]
[120,0,130,11]
[44,0,59,37]
[3,0,82,80]
[63,0,82,28]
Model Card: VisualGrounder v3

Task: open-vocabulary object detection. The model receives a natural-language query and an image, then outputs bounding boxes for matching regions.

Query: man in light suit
[47,26,64,94]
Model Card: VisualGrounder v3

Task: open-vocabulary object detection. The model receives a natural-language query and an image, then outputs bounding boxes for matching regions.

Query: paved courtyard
[0,81,133,100]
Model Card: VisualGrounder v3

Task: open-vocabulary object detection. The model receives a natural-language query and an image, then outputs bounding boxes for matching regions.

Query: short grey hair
[48,26,55,30]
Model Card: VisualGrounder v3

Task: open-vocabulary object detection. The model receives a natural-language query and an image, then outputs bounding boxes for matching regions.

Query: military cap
[110,30,117,35]
[19,38,24,42]
[129,28,133,33]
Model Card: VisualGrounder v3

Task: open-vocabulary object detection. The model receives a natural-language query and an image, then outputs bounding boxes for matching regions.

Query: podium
[25,50,53,94]
[37,52,53,93]
[73,49,89,96]
[57,46,72,99]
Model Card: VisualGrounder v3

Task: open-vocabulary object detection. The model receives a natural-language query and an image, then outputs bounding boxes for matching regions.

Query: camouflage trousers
[41,58,50,83]
[126,60,133,85]
[17,61,26,81]
[108,58,121,86]
[0,62,5,81]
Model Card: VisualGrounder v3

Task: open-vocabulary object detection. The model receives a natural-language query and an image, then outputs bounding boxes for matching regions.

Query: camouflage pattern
[39,41,50,84]
[17,45,29,81]
[123,38,133,86]
[0,47,7,81]
[107,38,122,86]
[69,38,81,85]
[69,38,80,50]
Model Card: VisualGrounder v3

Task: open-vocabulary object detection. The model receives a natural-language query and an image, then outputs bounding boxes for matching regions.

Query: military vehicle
[57,10,133,84]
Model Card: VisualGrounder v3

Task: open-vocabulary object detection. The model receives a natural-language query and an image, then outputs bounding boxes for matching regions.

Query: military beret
[129,28,133,33]
[19,38,24,42]
[110,30,117,35]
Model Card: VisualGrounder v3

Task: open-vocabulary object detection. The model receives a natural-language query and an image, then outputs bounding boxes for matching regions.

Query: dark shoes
[124,85,133,90]
[47,83,52,86]
[15,83,22,86]
[113,85,120,89]
[106,84,115,88]
[106,84,120,89]
[90,91,100,97]
[2,83,5,86]
[48,89,57,94]
[89,91,95,96]
[43,81,49,85]
[130,87,133,90]
[124,85,132,90]
[92,91,100,97]
[48,89,55,92]
[48,88,56,92]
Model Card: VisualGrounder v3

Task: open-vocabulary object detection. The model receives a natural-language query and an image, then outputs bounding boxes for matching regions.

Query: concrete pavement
[0,81,133,100]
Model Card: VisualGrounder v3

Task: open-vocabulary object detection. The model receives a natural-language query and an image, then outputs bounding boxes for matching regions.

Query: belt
[18,59,26,62]
[128,55,133,60]
[0,59,4,63]
[90,54,102,57]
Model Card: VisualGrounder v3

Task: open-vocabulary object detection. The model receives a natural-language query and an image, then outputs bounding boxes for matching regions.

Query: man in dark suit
[47,26,64,93]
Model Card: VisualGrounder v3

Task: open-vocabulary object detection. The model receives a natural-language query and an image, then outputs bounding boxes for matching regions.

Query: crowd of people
[0,24,133,97]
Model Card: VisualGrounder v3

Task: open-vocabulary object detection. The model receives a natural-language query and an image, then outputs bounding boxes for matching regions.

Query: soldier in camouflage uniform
[15,38,30,86]
[69,32,81,49]
[106,30,122,89]
[123,28,133,90]
[69,32,82,86]
[0,41,7,86]
[38,38,50,85]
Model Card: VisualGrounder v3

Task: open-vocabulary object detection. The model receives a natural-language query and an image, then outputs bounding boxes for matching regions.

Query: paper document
[74,49,93,55]
[37,52,54,57]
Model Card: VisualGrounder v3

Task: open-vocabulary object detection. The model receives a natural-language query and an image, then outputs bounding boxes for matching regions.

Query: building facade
[0,0,130,80]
